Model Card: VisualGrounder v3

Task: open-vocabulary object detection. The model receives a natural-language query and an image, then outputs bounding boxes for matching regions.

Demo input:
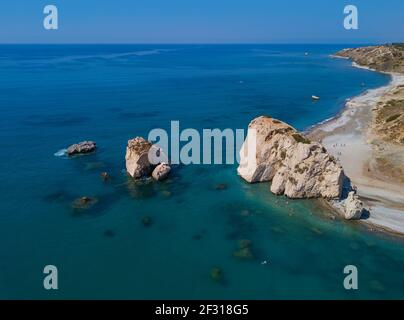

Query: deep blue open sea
[0,44,403,299]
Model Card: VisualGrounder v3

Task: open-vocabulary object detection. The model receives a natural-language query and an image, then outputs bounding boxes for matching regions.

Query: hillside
[335,44,404,73]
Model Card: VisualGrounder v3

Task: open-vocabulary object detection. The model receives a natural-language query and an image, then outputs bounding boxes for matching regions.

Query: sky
[0,0,403,44]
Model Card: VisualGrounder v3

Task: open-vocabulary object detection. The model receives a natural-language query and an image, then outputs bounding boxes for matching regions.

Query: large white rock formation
[237,116,345,199]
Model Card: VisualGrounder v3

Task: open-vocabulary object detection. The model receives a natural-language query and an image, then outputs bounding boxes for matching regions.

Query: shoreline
[309,62,404,235]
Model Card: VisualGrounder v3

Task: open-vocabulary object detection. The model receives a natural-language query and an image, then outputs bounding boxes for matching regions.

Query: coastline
[309,62,404,235]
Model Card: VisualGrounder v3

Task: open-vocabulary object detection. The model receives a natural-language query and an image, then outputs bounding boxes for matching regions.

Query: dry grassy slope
[336,44,404,146]
[335,44,404,73]
[336,45,404,185]
[374,86,404,145]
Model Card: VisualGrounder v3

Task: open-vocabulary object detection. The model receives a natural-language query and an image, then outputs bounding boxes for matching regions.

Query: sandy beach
[309,67,404,235]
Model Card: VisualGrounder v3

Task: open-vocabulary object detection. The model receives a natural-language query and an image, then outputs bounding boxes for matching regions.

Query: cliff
[237,116,345,199]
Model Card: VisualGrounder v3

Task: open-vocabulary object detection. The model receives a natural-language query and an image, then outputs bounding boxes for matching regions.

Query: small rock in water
[71,196,98,210]
[233,239,254,260]
[141,216,153,227]
[214,183,228,191]
[67,141,96,156]
[100,172,110,181]
[152,163,171,181]
[210,267,223,282]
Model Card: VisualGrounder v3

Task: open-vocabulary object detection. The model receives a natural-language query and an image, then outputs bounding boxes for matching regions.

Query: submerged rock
[237,116,345,199]
[214,183,228,191]
[344,191,365,220]
[85,162,106,171]
[71,196,98,210]
[233,239,254,260]
[152,163,171,181]
[141,216,153,227]
[238,239,252,249]
[210,267,223,282]
[233,247,254,260]
[67,141,96,156]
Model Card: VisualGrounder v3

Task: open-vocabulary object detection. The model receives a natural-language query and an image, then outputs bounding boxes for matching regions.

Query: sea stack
[125,137,171,180]
[237,116,345,199]
[125,137,154,179]
[344,191,365,220]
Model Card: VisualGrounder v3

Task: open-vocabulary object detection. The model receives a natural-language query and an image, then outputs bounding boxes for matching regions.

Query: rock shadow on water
[42,190,75,203]
[125,177,158,200]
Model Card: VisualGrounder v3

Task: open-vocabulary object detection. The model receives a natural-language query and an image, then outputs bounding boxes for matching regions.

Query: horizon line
[0,42,384,46]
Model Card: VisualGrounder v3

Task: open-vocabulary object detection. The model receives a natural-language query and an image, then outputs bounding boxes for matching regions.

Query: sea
[0,44,403,299]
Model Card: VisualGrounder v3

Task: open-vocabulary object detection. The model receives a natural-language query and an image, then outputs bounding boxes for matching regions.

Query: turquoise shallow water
[0,44,403,299]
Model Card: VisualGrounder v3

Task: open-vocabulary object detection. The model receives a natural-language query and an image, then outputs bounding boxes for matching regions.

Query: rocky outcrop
[344,192,364,220]
[335,45,404,73]
[125,137,171,180]
[237,116,345,199]
[67,141,96,156]
[152,163,171,181]
[125,137,154,179]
